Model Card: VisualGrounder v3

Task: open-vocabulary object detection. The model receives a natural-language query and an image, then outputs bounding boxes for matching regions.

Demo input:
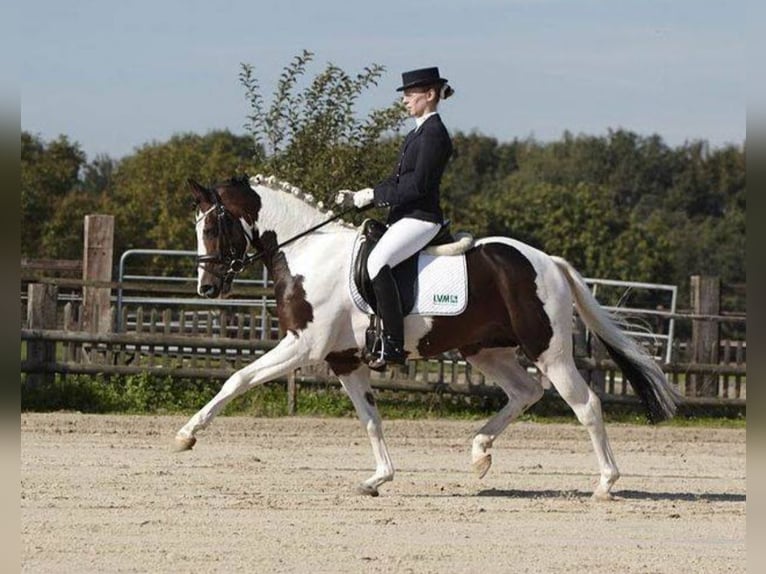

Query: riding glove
[352,188,374,208]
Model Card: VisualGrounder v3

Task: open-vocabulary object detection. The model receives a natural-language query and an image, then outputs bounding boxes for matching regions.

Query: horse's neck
[263,222,356,295]
[255,184,344,241]
[251,183,356,285]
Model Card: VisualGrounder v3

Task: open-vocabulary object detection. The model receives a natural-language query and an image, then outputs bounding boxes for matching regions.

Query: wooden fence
[21,292,746,412]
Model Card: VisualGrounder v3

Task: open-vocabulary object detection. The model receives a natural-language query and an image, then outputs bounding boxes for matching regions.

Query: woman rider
[337,66,454,371]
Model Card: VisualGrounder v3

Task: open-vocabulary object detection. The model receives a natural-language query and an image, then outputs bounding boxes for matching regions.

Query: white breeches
[367,217,441,280]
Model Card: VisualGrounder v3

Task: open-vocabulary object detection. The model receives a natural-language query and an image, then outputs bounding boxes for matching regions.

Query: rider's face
[402,87,436,118]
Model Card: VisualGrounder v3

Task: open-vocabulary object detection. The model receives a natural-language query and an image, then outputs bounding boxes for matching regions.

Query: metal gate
[585,277,677,363]
[115,249,273,333]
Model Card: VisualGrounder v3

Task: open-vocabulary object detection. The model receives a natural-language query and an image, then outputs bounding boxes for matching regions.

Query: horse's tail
[551,256,682,423]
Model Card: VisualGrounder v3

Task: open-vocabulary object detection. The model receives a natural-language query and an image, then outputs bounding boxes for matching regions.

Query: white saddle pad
[349,235,468,316]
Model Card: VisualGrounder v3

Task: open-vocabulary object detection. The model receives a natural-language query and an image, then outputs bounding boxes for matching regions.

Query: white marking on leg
[338,366,394,495]
[466,348,544,478]
[538,354,620,499]
[175,332,310,444]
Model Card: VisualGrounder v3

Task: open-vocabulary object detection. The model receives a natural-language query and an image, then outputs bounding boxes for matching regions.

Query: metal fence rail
[116,249,272,330]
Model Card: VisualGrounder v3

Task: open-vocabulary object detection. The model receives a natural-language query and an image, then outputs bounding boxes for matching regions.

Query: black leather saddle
[353,219,454,314]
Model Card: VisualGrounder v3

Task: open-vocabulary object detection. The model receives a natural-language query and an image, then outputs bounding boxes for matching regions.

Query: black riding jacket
[372,114,453,225]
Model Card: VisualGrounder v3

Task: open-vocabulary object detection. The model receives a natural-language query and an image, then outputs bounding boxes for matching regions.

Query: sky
[19,0,745,161]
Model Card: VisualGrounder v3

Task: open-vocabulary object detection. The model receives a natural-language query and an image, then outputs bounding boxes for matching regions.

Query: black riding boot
[368,265,406,372]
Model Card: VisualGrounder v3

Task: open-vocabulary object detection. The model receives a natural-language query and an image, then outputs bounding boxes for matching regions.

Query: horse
[174,174,682,500]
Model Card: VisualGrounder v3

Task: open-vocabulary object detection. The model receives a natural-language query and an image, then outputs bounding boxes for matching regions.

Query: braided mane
[249,174,355,229]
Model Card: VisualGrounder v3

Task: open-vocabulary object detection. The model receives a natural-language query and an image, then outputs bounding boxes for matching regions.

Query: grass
[21,373,745,428]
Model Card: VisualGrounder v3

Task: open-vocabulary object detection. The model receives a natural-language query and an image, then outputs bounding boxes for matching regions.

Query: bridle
[196,186,371,288]
[196,189,249,288]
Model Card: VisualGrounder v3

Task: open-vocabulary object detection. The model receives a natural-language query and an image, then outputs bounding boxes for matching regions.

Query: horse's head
[188,176,261,298]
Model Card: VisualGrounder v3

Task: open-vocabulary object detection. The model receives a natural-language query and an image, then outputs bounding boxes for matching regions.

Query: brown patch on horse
[256,230,314,335]
[325,348,362,376]
[417,243,553,361]
[215,176,262,226]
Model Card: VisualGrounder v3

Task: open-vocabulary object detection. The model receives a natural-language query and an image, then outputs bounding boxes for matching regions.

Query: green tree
[472,178,672,282]
[21,132,86,257]
[39,152,118,259]
[440,132,518,232]
[40,190,105,259]
[440,129,743,303]
[240,50,408,208]
[106,130,253,267]
[80,153,118,195]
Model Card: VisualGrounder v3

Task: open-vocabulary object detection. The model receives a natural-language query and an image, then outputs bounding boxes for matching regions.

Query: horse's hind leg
[464,347,544,479]
[336,366,394,496]
[537,353,620,500]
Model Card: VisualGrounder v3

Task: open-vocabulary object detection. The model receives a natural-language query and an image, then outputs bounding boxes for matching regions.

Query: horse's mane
[249,173,355,229]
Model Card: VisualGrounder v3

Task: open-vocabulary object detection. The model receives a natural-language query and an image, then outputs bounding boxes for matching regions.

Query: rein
[243,203,371,266]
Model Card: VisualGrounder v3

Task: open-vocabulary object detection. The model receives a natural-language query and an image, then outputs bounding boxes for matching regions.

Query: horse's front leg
[335,366,394,497]
[174,332,310,449]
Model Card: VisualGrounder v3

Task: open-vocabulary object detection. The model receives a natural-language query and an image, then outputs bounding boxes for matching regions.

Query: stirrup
[367,337,406,372]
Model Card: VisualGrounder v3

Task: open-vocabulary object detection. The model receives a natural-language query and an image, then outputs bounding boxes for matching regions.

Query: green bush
[21,373,218,414]
[21,374,744,428]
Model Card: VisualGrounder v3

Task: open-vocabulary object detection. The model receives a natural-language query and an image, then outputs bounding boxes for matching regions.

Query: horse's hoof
[591,490,616,502]
[355,484,380,497]
[472,454,492,479]
[173,436,196,452]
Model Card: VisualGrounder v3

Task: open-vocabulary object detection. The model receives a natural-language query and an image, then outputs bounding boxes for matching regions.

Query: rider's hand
[353,188,374,209]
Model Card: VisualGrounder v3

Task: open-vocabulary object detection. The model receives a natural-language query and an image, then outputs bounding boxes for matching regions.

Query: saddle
[352,219,459,315]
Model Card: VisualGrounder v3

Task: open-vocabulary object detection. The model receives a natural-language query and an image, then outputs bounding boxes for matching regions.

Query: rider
[339,66,454,371]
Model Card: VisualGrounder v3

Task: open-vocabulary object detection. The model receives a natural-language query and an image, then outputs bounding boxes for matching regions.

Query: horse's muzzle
[199,283,220,298]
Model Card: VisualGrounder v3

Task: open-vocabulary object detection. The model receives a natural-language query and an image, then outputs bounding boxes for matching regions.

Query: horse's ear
[187,178,212,205]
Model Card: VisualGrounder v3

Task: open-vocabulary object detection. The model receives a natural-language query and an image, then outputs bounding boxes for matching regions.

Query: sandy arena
[21,413,745,573]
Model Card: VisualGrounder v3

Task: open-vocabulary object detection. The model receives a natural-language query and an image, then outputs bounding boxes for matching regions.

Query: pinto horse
[174,174,681,499]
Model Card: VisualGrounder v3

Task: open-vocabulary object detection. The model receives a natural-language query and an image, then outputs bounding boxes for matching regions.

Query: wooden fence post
[287,371,297,415]
[690,275,720,397]
[82,214,115,334]
[25,283,58,389]
[589,336,607,396]
[572,315,589,378]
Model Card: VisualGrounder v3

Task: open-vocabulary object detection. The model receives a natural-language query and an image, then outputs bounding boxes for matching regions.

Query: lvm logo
[433,293,459,305]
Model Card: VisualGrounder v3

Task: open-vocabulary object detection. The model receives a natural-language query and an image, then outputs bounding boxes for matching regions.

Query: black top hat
[396,67,448,91]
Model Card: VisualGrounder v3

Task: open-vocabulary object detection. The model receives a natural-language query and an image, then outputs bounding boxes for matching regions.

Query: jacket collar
[415,112,439,130]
